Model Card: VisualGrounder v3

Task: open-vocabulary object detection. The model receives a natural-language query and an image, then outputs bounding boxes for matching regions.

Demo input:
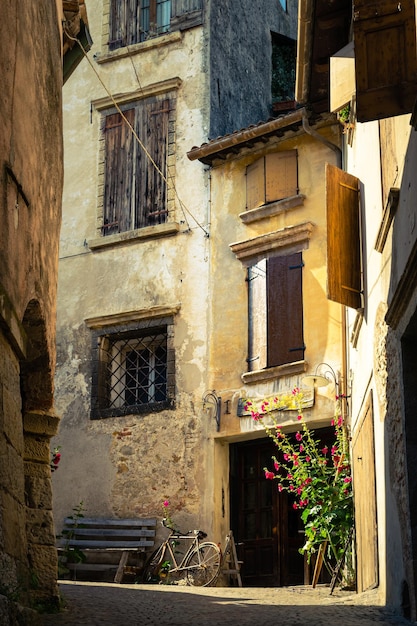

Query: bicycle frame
[161,529,206,574]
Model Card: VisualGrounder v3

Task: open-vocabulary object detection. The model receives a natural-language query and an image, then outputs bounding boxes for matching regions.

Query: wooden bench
[58,517,156,583]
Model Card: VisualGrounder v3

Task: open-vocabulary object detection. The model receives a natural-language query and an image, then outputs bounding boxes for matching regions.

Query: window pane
[157,0,171,33]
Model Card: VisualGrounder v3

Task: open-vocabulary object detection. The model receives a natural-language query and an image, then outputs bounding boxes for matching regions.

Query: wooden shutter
[267,253,304,367]
[246,158,265,210]
[103,108,135,234]
[135,97,169,228]
[109,0,141,50]
[326,164,362,310]
[354,0,417,121]
[265,150,298,203]
[352,393,378,592]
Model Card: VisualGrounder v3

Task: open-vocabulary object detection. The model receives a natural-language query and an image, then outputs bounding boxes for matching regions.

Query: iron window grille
[92,323,174,419]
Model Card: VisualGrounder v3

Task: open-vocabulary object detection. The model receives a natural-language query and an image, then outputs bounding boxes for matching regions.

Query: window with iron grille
[91,321,175,419]
[101,94,173,236]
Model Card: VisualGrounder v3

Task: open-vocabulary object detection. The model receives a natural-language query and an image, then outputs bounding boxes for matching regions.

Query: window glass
[271,32,296,103]
[109,0,172,49]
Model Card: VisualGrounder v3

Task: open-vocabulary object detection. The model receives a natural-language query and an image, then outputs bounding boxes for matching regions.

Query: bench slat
[63,517,156,527]
[61,539,154,550]
[62,528,155,538]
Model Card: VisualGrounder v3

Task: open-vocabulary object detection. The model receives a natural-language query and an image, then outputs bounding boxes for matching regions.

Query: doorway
[229,437,305,586]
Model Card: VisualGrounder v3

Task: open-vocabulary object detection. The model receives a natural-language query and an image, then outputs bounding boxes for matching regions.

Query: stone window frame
[86,305,178,419]
[88,78,181,251]
[230,222,313,384]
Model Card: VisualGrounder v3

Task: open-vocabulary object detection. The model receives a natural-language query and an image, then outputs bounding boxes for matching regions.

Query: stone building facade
[0,0,88,618]
[297,0,417,619]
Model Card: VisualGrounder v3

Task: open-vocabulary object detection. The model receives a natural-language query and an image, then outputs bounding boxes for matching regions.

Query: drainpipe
[301,110,342,168]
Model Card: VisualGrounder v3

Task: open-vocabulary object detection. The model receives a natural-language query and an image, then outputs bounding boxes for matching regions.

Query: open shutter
[267,253,304,367]
[103,108,135,235]
[354,0,417,121]
[265,150,298,203]
[326,164,361,310]
[246,158,265,210]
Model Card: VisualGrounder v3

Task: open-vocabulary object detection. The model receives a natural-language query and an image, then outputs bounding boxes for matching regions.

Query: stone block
[0,491,27,561]
[27,544,58,600]
[24,474,52,510]
[2,386,24,455]
[0,441,25,504]
[23,411,60,437]
[26,508,55,546]
[24,435,49,463]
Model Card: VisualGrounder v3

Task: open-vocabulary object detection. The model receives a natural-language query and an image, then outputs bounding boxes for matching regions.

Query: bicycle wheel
[142,544,166,583]
[185,542,221,586]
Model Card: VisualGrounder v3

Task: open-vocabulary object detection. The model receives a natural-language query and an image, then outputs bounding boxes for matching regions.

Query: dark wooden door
[230,438,305,586]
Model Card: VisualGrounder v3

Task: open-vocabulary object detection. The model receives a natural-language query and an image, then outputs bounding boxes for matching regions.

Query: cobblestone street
[41,582,414,626]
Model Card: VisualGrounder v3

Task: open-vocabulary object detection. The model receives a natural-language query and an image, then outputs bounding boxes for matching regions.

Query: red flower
[321,446,328,455]
[297,414,302,421]
[274,461,280,471]
[295,432,302,442]
[265,471,275,480]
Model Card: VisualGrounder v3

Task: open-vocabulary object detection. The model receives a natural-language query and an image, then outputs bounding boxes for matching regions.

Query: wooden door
[352,392,378,591]
[230,438,305,586]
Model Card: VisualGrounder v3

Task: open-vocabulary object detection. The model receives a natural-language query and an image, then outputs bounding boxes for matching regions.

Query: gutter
[187,108,306,163]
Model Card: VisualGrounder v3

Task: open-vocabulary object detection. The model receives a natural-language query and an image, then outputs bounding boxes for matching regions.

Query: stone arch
[20,299,60,604]
[21,299,53,412]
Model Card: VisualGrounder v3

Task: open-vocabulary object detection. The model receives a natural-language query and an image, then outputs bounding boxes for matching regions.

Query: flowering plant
[245,388,354,572]
[50,447,61,473]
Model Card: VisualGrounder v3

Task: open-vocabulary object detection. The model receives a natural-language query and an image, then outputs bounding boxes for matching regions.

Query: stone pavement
[41,581,415,626]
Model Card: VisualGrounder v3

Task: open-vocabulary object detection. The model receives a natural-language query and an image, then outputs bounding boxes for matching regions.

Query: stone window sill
[241,360,307,385]
[239,194,305,225]
[88,222,179,251]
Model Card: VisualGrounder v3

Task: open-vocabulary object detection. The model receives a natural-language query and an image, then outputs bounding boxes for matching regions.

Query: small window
[101,95,172,236]
[246,150,298,210]
[248,252,304,370]
[279,0,287,10]
[271,32,296,104]
[91,321,175,418]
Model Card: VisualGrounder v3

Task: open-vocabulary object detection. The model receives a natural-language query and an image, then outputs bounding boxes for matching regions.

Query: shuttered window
[326,164,362,310]
[249,252,304,370]
[246,150,298,210]
[109,0,170,48]
[102,96,169,236]
[353,0,417,122]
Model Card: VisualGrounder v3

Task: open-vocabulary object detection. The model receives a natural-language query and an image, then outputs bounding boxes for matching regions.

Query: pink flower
[251,411,260,421]
[331,446,337,456]
[283,453,290,461]
[265,471,275,480]
[331,418,335,426]
[287,474,293,480]
[278,484,283,492]
[297,415,302,421]
[292,502,298,509]
[163,500,170,507]
[305,456,311,462]
[297,487,302,495]
[295,432,302,442]
[343,477,352,483]
[292,387,300,396]
[299,444,304,453]
[321,446,328,455]
[274,461,280,471]
[338,415,343,426]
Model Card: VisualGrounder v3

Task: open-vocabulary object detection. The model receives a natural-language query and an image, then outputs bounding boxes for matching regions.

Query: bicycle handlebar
[161,518,207,540]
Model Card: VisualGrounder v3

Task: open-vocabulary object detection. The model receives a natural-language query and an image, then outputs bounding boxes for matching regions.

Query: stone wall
[0,0,65,613]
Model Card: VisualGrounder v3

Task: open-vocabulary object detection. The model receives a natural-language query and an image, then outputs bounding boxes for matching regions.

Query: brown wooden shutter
[265,150,298,203]
[135,97,169,228]
[354,0,417,121]
[326,163,362,310]
[352,394,378,592]
[109,0,141,50]
[267,253,304,367]
[103,108,135,235]
[246,158,265,210]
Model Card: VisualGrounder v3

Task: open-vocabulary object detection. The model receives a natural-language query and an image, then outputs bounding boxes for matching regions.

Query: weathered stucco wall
[0,0,64,610]
[53,0,214,537]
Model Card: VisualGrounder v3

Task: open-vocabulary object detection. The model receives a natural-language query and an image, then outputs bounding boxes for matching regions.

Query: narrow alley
[41,582,413,626]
